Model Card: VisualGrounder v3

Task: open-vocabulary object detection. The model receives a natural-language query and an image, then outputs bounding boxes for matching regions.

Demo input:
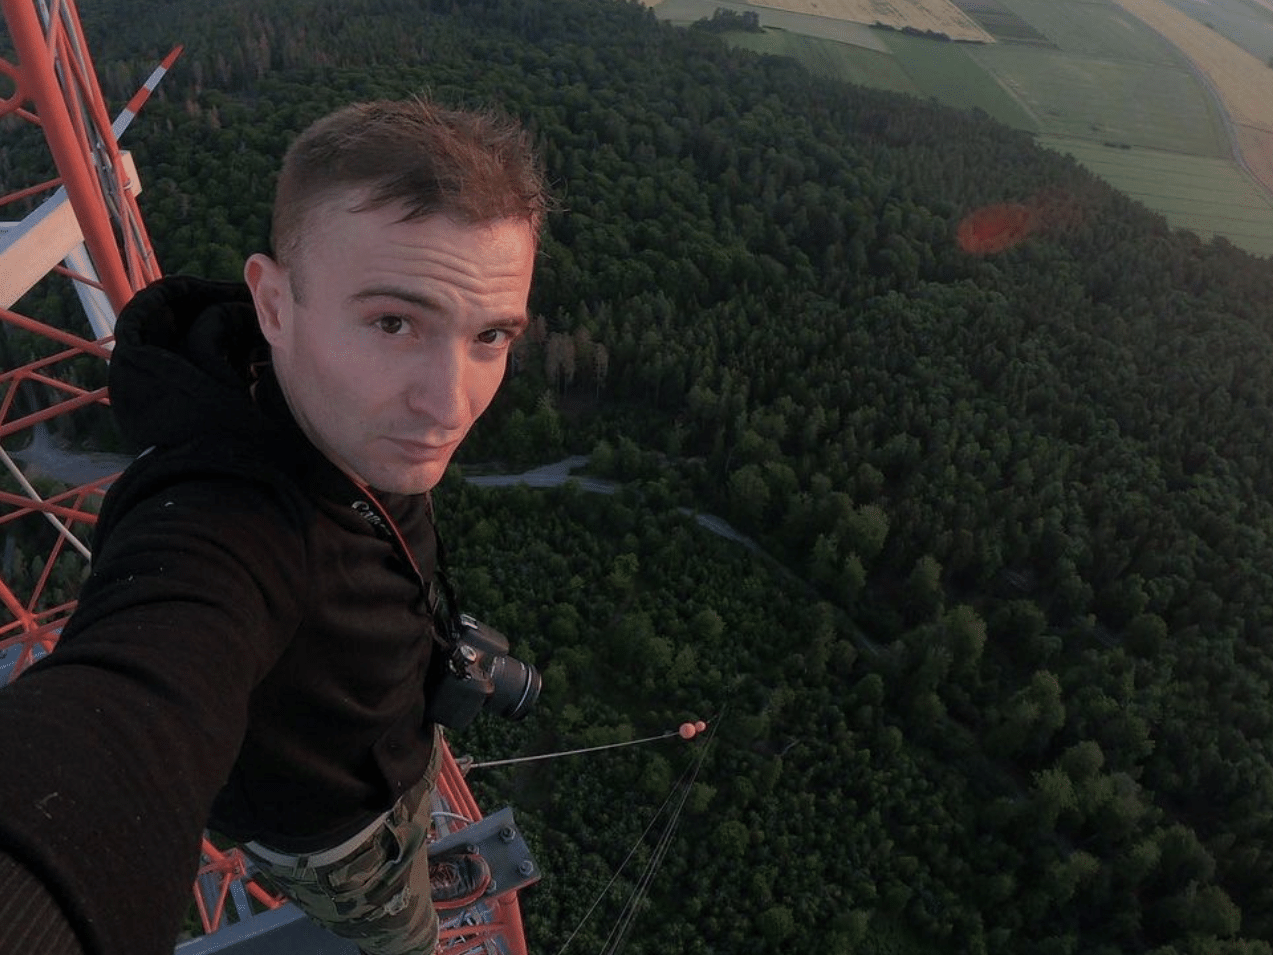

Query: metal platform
[175,800,537,954]
[175,905,358,955]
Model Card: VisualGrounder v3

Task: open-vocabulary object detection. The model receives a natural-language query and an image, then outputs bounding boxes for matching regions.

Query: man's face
[246,199,535,494]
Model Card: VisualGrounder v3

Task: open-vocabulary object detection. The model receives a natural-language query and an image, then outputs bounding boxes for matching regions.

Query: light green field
[1158,0,1273,65]
[1039,135,1273,256]
[882,33,1039,130]
[728,28,918,91]
[968,45,1227,157]
[995,0,1189,63]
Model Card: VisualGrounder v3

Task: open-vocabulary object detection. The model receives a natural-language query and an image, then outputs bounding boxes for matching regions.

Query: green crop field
[994,0,1186,64]
[968,45,1227,157]
[1039,135,1273,257]
[728,29,918,90]
[881,33,1039,131]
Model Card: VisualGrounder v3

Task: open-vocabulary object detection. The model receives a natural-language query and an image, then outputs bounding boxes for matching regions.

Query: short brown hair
[271,98,550,268]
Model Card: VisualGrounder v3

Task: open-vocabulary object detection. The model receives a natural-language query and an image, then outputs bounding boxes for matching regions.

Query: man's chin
[367,463,446,496]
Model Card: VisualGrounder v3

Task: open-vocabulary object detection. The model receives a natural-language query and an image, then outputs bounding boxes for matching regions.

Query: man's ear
[244,252,289,345]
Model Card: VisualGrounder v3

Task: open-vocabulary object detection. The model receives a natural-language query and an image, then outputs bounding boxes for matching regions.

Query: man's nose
[407,346,466,429]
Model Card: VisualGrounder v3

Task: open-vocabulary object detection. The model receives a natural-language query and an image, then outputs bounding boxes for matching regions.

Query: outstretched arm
[0,851,83,955]
[0,476,308,955]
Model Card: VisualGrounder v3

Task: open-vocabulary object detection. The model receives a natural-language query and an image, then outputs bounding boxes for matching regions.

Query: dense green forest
[8,0,1273,951]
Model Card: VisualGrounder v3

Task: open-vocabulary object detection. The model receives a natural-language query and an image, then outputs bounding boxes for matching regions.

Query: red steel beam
[1,0,134,311]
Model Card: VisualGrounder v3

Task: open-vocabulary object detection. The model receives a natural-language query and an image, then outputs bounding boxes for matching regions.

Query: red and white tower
[0,0,171,676]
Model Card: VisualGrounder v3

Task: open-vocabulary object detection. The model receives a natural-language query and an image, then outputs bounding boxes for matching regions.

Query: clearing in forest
[747,0,996,43]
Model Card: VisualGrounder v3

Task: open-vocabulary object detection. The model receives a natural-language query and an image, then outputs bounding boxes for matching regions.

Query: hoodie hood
[105,274,399,516]
[109,275,269,452]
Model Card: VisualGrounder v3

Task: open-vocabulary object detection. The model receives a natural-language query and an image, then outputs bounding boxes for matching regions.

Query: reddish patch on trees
[957,203,1036,255]
[956,189,1085,255]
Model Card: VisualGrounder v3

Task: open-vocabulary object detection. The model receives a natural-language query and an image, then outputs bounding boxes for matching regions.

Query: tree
[712,825,748,860]
[905,554,944,623]
[1031,766,1078,829]
[728,464,770,525]
[1126,612,1167,657]
[593,343,609,398]
[528,391,564,456]
[943,603,987,674]
[1060,740,1105,781]
[757,905,795,945]
[988,670,1066,759]
[1151,882,1242,939]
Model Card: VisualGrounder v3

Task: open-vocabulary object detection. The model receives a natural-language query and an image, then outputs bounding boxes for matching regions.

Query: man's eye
[375,315,408,335]
[477,328,511,346]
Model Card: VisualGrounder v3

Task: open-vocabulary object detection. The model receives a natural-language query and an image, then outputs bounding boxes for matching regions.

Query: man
[0,98,549,955]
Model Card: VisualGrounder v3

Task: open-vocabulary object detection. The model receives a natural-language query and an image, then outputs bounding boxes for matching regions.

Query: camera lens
[487,655,542,720]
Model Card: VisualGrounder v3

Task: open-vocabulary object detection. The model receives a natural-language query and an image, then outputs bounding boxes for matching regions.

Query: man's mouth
[386,438,455,461]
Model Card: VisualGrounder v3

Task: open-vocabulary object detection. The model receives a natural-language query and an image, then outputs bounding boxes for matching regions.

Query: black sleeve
[0,477,309,955]
[0,850,84,955]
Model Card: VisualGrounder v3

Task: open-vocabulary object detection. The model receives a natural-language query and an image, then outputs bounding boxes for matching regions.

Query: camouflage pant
[240,739,442,955]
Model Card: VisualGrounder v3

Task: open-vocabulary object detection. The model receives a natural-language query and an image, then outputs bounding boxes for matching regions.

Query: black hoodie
[0,276,440,955]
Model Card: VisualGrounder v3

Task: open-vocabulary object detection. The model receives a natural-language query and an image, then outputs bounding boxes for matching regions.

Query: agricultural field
[950,0,1056,46]
[1110,0,1273,193]
[1039,135,1273,256]
[652,0,897,46]
[648,0,1273,256]
[726,28,918,89]
[1158,0,1273,65]
[881,33,1038,129]
[1236,127,1273,203]
[968,44,1227,156]
[1109,0,1273,132]
[744,0,994,41]
[993,0,1186,63]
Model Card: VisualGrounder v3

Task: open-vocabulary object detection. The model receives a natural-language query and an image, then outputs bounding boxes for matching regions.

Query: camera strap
[250,362,455,638]
[339,481,456,641]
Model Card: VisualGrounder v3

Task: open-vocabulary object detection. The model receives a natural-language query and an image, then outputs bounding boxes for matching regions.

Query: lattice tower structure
[0,0,164,679]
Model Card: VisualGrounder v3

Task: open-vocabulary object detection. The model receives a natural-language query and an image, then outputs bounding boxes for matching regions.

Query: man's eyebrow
[348,285,442,312]
[349,285,530,327]
[498,311,532,331]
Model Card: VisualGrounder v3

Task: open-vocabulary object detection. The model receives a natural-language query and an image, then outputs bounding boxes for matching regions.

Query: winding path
[6,442,884,661]
[464,455,761,550]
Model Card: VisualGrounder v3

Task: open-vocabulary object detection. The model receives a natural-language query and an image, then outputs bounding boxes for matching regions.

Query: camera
[425,614,541,730]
